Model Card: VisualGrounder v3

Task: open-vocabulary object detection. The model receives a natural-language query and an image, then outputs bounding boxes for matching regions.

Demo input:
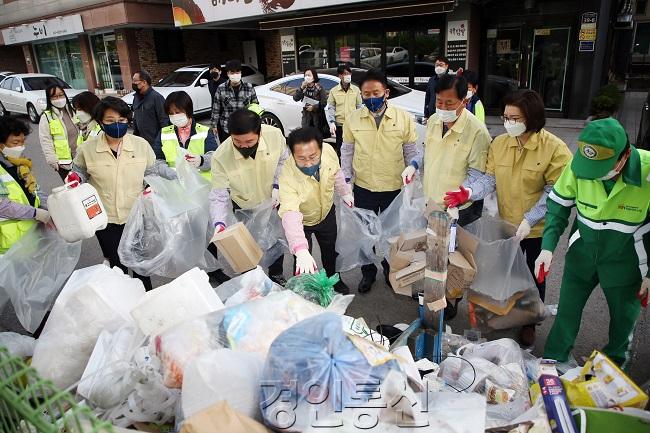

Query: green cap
[571,118,628,179]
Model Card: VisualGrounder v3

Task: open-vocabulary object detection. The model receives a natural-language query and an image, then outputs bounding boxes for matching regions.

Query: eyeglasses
[501,116,524,125]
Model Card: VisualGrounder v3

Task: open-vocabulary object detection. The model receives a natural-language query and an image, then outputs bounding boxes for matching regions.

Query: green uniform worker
[536,118,650,367]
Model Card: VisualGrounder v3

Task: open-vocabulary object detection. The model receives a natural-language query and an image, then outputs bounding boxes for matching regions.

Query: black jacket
[132,87,169,146]
[424,74,442,118]
[208,76,228,106]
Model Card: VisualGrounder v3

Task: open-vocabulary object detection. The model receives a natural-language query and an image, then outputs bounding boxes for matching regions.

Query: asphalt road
[1,117,648,385]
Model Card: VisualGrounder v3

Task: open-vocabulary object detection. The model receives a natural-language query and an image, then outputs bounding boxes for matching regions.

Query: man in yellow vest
[278,127,353,294]
[341,68,419,293]
[209,109,289,285]
[152,91,217,180]
[326,64,363,156]
[0,118,51,253]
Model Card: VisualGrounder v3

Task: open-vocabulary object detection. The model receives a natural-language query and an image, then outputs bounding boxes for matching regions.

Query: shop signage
[172,0,373,26]
[534,29,551,36]
[579,12,597,52]
[496,39,511,55]
[2,15,84,45]
[446,20,468,70]
[281,34,296,76]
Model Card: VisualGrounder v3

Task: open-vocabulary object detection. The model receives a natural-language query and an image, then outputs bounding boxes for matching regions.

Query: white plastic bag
[0,332,35,358]
[0,225,81,332]
[465,216,537,301]
[182,349,265,421]
[118,174,214,278]
[31,265,145,389]
[378,180,427,259]
[215,266,282,307]
[335,200,382,272]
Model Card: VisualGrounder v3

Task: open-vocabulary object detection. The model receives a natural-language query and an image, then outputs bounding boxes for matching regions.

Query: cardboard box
[445,226,478,299]
[390,248,415,272]
[390,261,425,289]
[401,229,427,251]
[468,290,525,315]
[211,222,263,273]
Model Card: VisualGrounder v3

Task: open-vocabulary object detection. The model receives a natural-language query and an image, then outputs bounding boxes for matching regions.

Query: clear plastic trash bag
[464,216,537,301]
[378,179,427,259]
[118,174,214,278]
[0,225,81,333]
[335,200,382,272]
[0,332,35,358]
[260,313,401,432]
[215,266,283,307]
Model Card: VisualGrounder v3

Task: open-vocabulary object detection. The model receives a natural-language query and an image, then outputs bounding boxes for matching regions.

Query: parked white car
[256,69,427,145]
[0,71,13,83]
[0,74,86,123]
[122,64,265,114]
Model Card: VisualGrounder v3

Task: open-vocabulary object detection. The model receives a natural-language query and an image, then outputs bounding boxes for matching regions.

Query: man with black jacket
[131,70,169,146]
[424,56,452,119]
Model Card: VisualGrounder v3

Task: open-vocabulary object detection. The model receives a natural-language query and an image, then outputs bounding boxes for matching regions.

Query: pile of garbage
[2,263,649,433]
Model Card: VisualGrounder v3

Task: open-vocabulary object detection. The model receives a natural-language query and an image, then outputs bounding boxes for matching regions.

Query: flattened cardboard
[401,229,428,251]
[469,290,525,316]
[211,222,263,273]
[445,226,478,299]
[389,273,413,296]
[390,248,415,272]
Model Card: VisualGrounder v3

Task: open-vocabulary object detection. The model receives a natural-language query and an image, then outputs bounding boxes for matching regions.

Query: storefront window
[385,31,410,86]
[359,32,382,70]
[335,34,357,67]
[484,28,522,111]
[91,34,123,90]
[413,29,441,91]
[633,22,650,64]
[34,38,86,89]
[297,36,328,71]
[530,27,570,111]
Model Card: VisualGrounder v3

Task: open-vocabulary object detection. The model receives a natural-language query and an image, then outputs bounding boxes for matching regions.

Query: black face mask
[235,143,259,159]
[132,83,140,93]
[211,71,221,79]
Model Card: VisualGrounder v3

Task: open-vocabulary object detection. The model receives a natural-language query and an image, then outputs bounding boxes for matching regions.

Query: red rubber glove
[65,172,81,187]
[443,186,470,208]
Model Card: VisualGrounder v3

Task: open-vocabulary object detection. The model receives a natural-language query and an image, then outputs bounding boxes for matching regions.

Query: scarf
[5,156,37,195]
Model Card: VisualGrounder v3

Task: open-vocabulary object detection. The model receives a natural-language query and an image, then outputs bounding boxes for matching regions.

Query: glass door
[529,27,571,111]
[34,42,63,78]
[484,28,522,111]
[104,35,123,90]
[91,34,123,91]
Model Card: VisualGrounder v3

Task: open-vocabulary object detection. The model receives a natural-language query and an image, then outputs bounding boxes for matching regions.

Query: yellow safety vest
[43,110,72,164]
[0,165,39,254]
[76,123,102,147]
[160,123,211,180]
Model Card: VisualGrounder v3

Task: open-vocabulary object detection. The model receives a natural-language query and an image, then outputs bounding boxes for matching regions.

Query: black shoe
[381,261,391,287]
[208,269,231,285]
[269,274,287,286]
[443,297,461,321]
[334,280,350,295]
[358,275,375,293]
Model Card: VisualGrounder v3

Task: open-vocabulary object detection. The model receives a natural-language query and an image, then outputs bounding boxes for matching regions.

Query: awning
[259,1,454,31]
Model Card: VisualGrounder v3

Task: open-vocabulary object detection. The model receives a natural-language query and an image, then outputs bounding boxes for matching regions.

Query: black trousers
[96,223,153,291]
[520,236,546,302]
[217,123,229,143]
[458,200,484,227]
[353,184,401,279]
[57,167,70,183]
[334,125,343,158]
[296,207,338,278]
[207,200,284,276]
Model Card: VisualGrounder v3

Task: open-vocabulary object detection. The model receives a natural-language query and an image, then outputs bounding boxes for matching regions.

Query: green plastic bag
[285,270,339,307]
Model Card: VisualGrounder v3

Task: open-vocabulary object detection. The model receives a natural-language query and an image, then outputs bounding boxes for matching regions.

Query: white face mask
[504,121,527,137]
[437,102,462,123]
[304,75,314,84]
[3,146,25,159]
[435,66,447,76]
[169,113,190,128]
[229,73,242,84]
[342,75,352,84]
[52,98,67,109]
[466,90,474,100]
[76,110,92,124]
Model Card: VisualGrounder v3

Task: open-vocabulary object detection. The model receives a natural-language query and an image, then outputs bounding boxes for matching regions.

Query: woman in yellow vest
[0,117,51,254]
[444,90,572,345]
[72,91,102,147]
[152,91,217,179]
[39,84,78,182]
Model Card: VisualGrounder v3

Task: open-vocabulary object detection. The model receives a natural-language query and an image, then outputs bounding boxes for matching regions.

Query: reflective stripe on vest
[0,165,38,253]
[160,124,211,180]
[44,110,72,164]
[76,123,102,147]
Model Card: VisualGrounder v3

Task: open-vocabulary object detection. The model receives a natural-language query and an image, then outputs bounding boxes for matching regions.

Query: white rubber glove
[515,219,531,240]
[342,193,354,208]
[534,250,553,283]
[185,154,201,168]
[271,187,280,208]
[401,165,417,185]
[295,249,317,275]
[34,208,51,224]
[329,123,337,137]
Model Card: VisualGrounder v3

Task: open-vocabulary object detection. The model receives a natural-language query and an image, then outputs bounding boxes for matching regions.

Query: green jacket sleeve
[541,165,577,252]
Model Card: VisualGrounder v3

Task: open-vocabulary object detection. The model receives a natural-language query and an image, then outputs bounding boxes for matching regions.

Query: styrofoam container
[48,182,108,242]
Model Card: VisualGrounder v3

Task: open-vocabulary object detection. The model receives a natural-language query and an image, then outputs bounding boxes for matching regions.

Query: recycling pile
[1,264,649,433]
